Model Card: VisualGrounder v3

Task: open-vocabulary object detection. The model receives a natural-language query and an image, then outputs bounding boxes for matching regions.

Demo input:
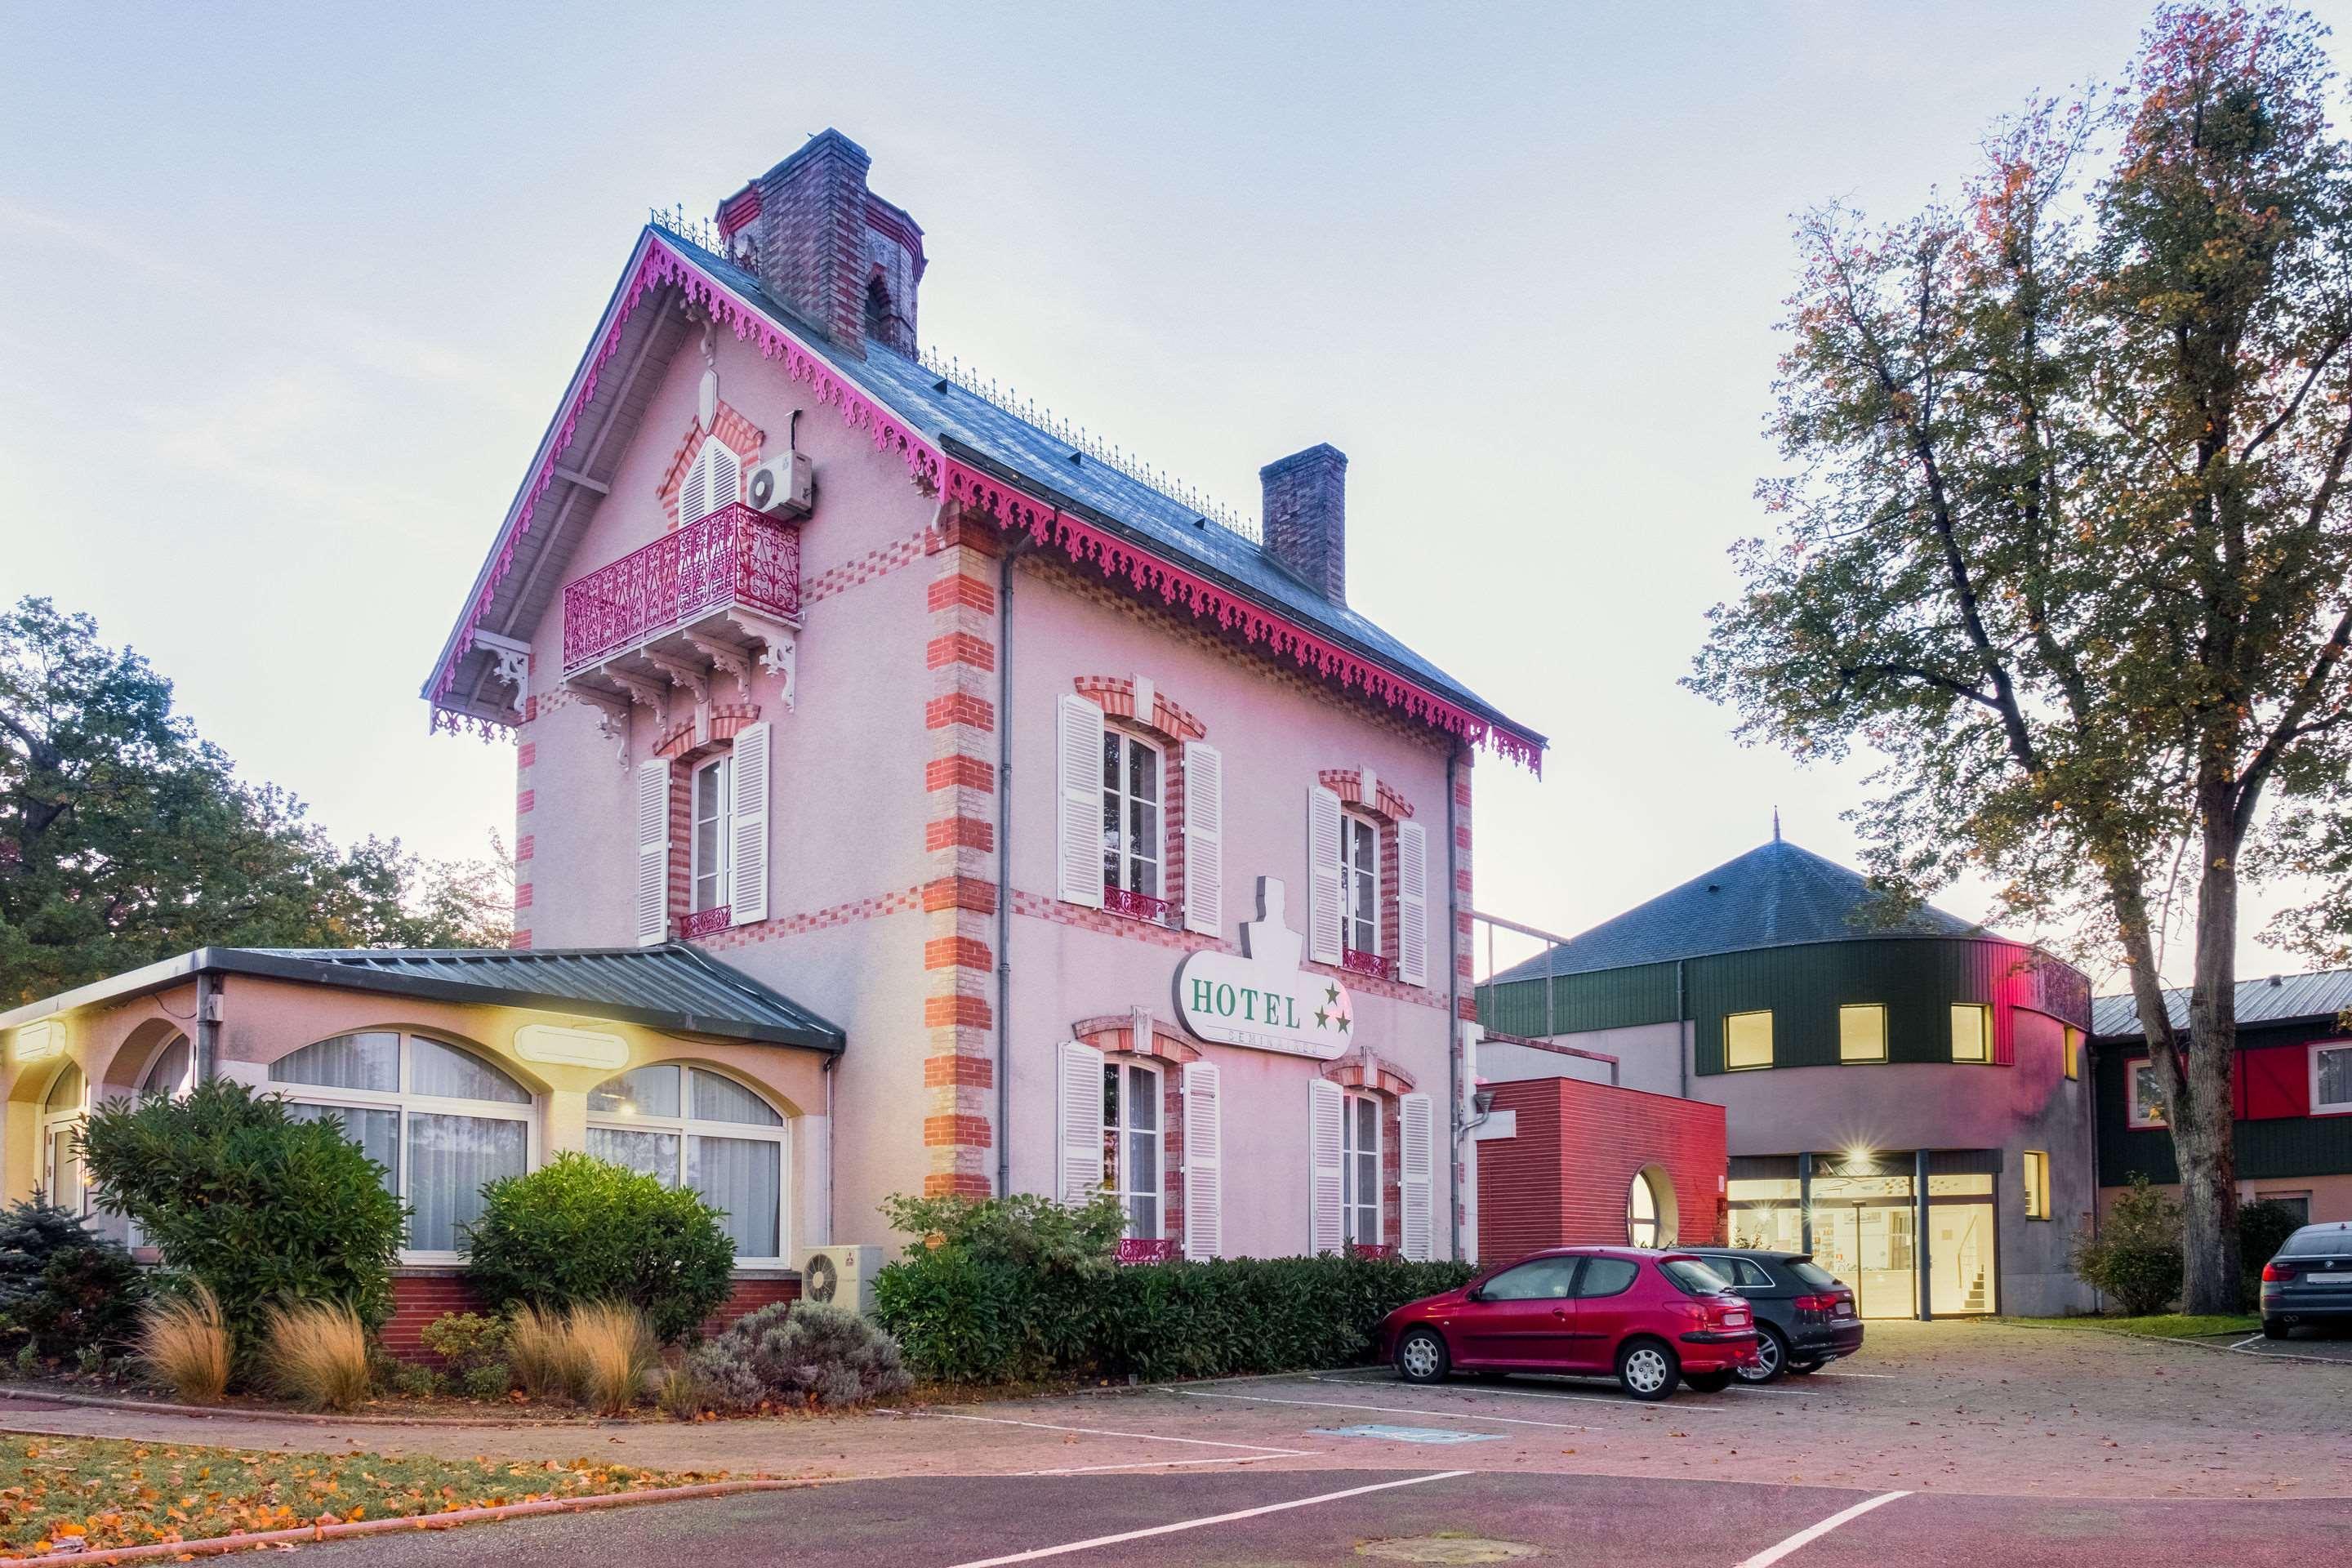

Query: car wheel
[2262,1318,2288,1340]
[1615,1338,1680,1402]
[1737,1325,1789,1383]
[1396,1328,1451,1384]
[1784,1357,1824,1376]
[1683,1370,1734,1394]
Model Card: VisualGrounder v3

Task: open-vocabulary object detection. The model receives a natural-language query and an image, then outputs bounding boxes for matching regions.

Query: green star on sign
[1325,984,1340,1004]
[1338,1015,1352,1033]
[1314,1008,1330,1029]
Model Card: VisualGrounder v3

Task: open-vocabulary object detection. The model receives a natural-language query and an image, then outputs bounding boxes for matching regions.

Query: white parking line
[924,1410,1312,1473]
[948,1470,1472,1566]
[1183,1388,1592,1431]
[1730,1490,1910,1567]
[2230,1334,2265,1351]
[1305,1373,1727,1414]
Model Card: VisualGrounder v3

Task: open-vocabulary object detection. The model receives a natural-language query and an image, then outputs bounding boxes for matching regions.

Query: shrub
[565,1302,658,1414]
[265,1302,370,1412]
[689,1300,911,1410]
[505,1304,573,1401]
[880,1192,1128,1276]
[461,1154,734,1344]
[2072,1174,2185,1316]
[457,1361,512,1401]
[81,1080,405,1351]
[138,1283,231,1403]
[381,1360,441,1399]
[2239,1200,2305,1308]
[0,1199,145,1361]
[871,1198,1480,1385]
[419,1312,509,1376]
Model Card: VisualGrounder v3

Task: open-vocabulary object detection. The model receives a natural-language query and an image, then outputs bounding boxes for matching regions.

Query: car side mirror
[1464,1286,1484,1303]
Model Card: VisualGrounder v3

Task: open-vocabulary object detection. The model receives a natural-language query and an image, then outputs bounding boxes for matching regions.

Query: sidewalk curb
[2,1477,808,1564]
[0,1385,626,1429]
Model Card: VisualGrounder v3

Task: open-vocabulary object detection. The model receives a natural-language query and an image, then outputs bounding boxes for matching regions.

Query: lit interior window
[1724,1010,1774,1071]
[1950,1004,1992,1063]
[1839,1004,1887,1063]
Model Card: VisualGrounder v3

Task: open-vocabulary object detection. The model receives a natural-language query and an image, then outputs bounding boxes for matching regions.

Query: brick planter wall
[382,1272,803,1362]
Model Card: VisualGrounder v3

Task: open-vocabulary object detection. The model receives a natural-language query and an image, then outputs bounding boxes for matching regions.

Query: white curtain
[691,1069,782,1126]
[271,1032,399,1093]
[688,1134,780,1257]
[285,1102,401,1186]
[587,1125,679,1184]
[405,1113,526,1251]
[410,1038,530,1102]
[590,1064,684,1118]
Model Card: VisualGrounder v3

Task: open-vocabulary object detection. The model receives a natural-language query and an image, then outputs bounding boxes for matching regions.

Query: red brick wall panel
[1476,1077,1726,1267]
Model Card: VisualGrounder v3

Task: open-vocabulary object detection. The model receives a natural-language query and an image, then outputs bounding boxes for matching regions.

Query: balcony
[1102,886,1180,928]
[1339,946,1396,982]
[561,504,801,742]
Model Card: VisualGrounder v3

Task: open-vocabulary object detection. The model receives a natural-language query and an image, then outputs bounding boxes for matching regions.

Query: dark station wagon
[1683,1247,1865,1382]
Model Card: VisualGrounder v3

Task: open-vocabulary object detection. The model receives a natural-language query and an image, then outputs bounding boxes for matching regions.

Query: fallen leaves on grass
[0,1436,721,1557]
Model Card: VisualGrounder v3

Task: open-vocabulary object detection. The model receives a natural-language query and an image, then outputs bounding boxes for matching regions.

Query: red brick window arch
[1073,678,1207,929]
[1323,1052,1417,1258]
[1074,1016,1200,1260]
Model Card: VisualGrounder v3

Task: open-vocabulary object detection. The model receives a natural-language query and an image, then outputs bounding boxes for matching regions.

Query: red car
[1379,1246,1758,1401]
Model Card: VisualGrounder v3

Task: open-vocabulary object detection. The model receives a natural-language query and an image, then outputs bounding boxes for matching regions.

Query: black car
[1685,1248,1865,1383]
[2261,1220,2352,1337]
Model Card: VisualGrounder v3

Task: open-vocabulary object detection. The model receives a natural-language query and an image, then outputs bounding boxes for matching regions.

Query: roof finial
[1772,806,1781,843]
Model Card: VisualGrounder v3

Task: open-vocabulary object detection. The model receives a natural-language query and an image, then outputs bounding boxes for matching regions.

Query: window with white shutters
[1341,1090,1380,1247]
[1341,814,1379,958]
[1400,1093,1435,1261]
[1102,1058,1164,1239]
[1101,731,1163,899]
[679,439,742,527]
[690,755,733,915]
[1057,696,1107,907]
[1182,1062,1223,1258]
[1308,1077,1344,1253]
[1307,786,1343,965]
[1182,742,1223,936]
[1396,820,1428,987]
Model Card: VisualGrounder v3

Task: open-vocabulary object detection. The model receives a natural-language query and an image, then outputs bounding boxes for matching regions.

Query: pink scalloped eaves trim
[946,458,1543,775]
[430,236,1540,773]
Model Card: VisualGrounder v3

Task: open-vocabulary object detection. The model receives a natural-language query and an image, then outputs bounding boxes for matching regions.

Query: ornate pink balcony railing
[561,503,800,675]
[1102,886,1179,927]
[1339,946,1396,982]
[1115,1237,1179,1265]
[679,906,733,940]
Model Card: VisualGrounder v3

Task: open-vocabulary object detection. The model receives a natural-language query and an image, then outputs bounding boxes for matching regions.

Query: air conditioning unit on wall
[799,1244,883,1316]
[747,451,814,518]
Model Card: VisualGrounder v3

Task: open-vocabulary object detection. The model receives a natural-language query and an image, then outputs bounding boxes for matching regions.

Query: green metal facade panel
[1690,938,2087,1075]
[2094,1025,2352,1185]
[1476,961,1681,1038]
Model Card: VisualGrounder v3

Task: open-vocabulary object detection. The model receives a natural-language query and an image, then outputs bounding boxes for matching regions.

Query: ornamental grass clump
[264,1301,370,1412]
[504,1303,574,1401]
[564,1301,658,1414]
[137,1283,230,1404]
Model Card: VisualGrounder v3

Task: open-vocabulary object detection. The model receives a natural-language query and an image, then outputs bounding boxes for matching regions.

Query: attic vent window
[865,278,893,342]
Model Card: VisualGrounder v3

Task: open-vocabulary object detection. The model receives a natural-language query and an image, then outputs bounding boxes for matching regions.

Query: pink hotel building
[0,131,1544,1317]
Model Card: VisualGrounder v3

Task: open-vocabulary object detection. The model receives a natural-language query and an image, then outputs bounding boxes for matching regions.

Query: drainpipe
[1915,1147,1933,1321]
[194,967,220,1084]
[1445,742,1463,1263]
[1676,958,1689,1100]
[994,539,1027,1200]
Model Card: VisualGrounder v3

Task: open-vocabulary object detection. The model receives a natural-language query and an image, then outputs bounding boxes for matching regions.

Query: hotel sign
[1175,878,1354,1061]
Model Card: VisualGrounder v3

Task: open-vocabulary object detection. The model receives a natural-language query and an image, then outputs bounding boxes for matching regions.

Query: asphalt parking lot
[7,1322,2347,1565]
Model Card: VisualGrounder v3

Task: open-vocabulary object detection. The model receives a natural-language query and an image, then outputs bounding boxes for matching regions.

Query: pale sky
[5,1,2344,990]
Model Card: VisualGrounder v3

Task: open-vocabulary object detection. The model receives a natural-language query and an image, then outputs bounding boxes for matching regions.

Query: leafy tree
[0,597,509,1002]
[1690,5,2352,1312]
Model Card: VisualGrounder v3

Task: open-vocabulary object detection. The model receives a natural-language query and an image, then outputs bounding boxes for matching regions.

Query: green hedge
[874,1250,1477,1383]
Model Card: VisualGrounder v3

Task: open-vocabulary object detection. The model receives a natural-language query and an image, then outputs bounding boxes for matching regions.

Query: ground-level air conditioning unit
[799,1244,884,1316]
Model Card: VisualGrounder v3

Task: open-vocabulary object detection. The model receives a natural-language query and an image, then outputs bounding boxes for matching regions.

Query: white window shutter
[633,758,670,947]
[1307,786,1343,964]
[1396,820,1429,987]
[1400,1093,1436,1261]
[707,443,741,514]
[1183,742,1224,936]
[1309,1077,1344,1253]
[679,448,710,527]
[1058,1041,1105,1206]
[728,721,770,926]
[1183,1061,1223,1259]
[1057,695,1105,907]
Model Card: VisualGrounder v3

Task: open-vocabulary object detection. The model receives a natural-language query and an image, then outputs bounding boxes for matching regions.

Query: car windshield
[1659,1258,1733,1295]
[1787,1260,1841,1290]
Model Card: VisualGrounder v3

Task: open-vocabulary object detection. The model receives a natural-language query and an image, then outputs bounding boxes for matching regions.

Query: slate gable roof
[1489,839,1986,983]
[0,943,842,1052]
[2090,968,2352,1038]
[662,232,1532,744]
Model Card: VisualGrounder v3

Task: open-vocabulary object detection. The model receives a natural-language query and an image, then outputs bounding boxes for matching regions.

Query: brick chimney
[1260,444,1348,604]
[716,129,926,359]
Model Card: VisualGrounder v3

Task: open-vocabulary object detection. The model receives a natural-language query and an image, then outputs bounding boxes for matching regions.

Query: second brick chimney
[1260,444,1348,604]
[716,129,925,359]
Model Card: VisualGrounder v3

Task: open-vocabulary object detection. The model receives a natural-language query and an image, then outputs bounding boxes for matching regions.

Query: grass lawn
[0,1435,723,1557]
[2006,1312,2260,1339]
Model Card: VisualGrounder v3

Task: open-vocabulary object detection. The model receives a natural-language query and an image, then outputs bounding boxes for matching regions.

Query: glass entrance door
[1810,1174,1915,1320]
